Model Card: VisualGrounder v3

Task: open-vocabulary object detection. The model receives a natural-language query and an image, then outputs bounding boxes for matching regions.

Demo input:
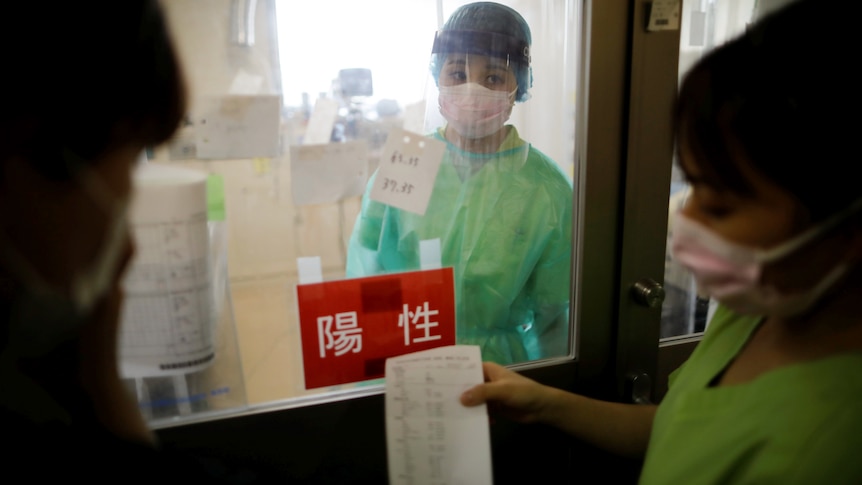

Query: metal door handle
[631,278,665,309]
[627,372,653,405]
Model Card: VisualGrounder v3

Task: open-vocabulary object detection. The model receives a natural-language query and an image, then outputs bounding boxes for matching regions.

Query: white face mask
[670,204,860,318]
[1,157,130,355]
[438,83,516,139]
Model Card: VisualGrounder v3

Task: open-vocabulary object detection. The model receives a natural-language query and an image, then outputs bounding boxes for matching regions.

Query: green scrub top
[641,305,862,484]
[346,126,573,365]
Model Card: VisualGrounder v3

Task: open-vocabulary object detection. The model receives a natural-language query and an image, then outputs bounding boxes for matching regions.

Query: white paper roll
[119,163,215,378]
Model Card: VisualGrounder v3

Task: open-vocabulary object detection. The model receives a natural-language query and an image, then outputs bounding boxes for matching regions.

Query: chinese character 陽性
[397,302,441,345]
[317,311,363,357]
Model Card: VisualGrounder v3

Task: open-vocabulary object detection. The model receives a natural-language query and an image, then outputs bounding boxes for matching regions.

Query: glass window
[129,0,581,426]
[661,0,787,340]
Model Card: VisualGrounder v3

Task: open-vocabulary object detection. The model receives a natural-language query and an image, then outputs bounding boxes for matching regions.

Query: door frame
[612,0,683,404]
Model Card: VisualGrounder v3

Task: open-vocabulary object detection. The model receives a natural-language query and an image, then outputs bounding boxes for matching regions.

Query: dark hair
[674,0,858,222]
[0,0,186,180]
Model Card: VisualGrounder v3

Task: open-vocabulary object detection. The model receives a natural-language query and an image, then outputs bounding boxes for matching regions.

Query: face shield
[430,28,531,97]
[420,29,531,142]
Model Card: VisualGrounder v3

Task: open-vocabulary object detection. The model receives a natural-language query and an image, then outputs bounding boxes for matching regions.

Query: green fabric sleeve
[345,172,385,277]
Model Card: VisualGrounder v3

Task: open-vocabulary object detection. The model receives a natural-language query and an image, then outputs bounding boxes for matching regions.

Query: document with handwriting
[385,345,492,485]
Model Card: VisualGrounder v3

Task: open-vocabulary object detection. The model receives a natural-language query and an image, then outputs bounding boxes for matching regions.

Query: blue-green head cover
[430,2,533,102]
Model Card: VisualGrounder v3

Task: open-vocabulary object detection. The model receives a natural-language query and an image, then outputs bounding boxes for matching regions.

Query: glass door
[150,0,581,413]
[153,0,665,482]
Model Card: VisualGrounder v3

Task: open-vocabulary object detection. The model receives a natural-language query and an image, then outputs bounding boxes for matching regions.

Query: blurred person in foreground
[0,1,272,481]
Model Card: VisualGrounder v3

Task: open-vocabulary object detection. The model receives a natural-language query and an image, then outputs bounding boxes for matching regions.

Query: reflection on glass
[662,184,711,338]
[346,2,573,365]
[661,0,765,340]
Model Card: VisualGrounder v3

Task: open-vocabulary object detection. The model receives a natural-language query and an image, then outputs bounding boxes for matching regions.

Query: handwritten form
[385,345,493,485]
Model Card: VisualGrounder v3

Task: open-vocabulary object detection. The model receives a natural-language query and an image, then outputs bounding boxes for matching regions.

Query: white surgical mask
[1,156,130,356]
[670,203,861,318]
[438,83,516,139]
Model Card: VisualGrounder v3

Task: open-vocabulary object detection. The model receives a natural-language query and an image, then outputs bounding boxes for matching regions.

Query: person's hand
[461,362,657,457]
[460,361,558,424]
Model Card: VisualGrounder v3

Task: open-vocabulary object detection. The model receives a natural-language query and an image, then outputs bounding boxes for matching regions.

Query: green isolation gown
[641,305,862,484]
[346,126,573,365]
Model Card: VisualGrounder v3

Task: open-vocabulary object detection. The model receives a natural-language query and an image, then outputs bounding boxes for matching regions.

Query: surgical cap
[430,2,533,102]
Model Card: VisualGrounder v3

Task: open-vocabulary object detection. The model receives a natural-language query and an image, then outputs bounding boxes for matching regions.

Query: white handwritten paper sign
[385,345,493,485]
[370,128,445,216]
[290,140,369,206]
[195,95,281,159]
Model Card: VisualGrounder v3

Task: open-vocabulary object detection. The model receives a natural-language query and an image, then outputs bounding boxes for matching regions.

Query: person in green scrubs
[347,2,573,365]
[459,0,862,482]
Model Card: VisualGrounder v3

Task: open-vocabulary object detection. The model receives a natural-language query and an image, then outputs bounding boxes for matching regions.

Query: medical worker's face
[677,139,859,294]
[439,53,518,93]
[677,142,802,250]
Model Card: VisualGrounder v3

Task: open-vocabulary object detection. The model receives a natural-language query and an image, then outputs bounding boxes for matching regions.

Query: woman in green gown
[347,2,574,365]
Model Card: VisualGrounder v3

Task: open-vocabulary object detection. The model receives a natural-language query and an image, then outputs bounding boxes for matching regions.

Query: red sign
[296,267,455,389]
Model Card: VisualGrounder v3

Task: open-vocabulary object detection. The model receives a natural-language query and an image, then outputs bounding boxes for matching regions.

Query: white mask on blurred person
[670,208,857,318]
[438,83,516,139]
[0,155,130,355]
